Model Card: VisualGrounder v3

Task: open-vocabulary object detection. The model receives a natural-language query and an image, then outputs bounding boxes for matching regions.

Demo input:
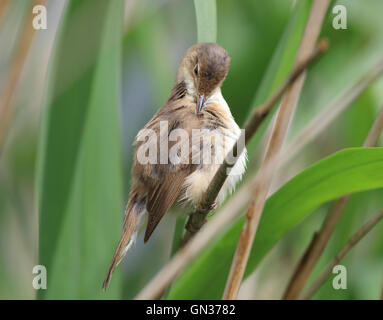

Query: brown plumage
[102,43,247,290]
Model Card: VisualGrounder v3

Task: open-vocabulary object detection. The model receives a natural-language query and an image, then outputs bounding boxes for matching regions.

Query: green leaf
[194,0,217,43]
[169,148,383,299]
[37,0,124,299]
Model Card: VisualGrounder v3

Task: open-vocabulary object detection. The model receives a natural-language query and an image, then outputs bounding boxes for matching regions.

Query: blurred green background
[0,0,383,299]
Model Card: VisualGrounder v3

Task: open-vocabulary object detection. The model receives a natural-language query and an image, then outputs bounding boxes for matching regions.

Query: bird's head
[176,42,230,114]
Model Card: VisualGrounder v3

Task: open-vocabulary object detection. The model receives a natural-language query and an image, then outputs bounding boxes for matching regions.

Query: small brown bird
[102,42,247,289]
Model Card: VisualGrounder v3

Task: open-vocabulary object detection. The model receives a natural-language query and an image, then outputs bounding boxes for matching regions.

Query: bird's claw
[198,201,217,216]
[208,202,217,217]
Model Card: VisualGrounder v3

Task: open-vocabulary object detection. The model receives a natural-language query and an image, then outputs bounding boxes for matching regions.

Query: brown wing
[134,82,200,242]
[144,170,189,242]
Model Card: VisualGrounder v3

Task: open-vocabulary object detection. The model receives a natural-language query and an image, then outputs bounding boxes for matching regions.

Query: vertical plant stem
[301,208,383,300]
[222,0,330,300]
[284,104,383,300]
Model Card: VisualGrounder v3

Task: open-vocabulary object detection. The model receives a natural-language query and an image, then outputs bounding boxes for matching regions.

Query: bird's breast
[179,91,247,207]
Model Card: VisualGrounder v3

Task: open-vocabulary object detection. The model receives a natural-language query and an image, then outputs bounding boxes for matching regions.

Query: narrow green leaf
[37,0,124,299]
[169,148,383,299]
[194,0,217,43]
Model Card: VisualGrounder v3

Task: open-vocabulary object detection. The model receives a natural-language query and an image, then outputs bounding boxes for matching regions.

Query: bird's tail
[102,196,146,290]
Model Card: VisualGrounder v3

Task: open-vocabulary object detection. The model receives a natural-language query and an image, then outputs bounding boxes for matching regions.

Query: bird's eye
[194,64,198,76]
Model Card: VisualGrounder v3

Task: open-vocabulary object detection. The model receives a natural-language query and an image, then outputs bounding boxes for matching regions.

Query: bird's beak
[197,94,205,114]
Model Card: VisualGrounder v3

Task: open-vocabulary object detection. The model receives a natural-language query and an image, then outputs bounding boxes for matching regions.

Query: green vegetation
[0,0,382,300]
